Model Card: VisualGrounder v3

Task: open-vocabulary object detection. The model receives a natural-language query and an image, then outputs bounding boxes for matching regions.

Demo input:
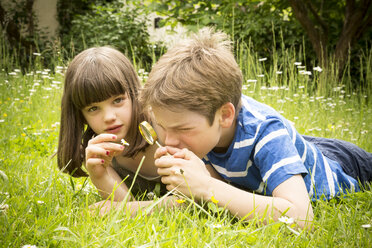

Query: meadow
[0,42,371,247]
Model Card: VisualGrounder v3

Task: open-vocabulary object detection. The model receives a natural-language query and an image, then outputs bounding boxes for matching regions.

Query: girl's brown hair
[57,47,149,177]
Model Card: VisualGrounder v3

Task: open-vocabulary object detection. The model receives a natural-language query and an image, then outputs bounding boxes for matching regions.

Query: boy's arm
[155,147,313,229]
[203,173,313,228]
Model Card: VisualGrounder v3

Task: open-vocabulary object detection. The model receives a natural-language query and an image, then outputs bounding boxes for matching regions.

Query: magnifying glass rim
[139,121,157,145]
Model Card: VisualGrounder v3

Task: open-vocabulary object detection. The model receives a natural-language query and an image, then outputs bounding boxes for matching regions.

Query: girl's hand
[85,134,124,178]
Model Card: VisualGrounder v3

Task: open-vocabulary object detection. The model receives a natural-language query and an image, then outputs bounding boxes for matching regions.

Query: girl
[57,46,169,213]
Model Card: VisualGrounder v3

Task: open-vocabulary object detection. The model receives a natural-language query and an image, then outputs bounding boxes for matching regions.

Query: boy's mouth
[105,125,123,133]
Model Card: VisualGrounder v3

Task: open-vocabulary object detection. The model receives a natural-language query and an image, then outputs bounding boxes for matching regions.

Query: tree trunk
[26,0,35,36]
[334,0,372,73]
[289,0,328,67]
[0,1,36,53]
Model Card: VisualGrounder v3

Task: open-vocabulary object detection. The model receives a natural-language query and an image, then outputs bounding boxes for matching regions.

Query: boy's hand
[154,146,179,159]
[85,134,124,178]
[155,147,212,200]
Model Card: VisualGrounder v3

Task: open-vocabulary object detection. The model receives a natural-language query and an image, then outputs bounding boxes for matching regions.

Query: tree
[150,0,372,80]
[287,0,372,73]
[0,0,36,59]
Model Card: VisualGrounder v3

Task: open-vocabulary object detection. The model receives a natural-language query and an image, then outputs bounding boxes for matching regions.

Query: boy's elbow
[296,205,314,230]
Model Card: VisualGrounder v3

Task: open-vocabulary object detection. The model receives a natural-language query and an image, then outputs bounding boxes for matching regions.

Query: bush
[63,1,163,70]
[151,1,311,61]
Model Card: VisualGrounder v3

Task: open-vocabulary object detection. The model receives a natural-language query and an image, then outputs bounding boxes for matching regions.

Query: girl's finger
[86,145,110,160]
[88,133,118,145]
[87,141,124,154]
[86,158,106,169]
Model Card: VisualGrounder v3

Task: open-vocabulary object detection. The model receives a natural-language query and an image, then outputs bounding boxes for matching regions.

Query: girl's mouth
[105,125,122,134]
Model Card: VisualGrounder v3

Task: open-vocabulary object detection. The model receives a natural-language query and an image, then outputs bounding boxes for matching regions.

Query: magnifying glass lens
[139,121,157,145]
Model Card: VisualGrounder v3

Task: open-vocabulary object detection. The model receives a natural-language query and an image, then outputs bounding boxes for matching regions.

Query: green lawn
[1,54,371,247]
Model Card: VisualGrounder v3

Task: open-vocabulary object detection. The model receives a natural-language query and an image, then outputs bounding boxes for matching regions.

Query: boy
[140,28,372,228]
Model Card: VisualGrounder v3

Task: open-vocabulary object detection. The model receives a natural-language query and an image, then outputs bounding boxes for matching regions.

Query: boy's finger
[172,148,196,160]
[155,156,185,168]
[154,146,170,159]
[164,146,183,155]
[178,148,197,160]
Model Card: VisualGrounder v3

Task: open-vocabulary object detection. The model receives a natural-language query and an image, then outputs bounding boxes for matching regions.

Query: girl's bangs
[71,66,128,109]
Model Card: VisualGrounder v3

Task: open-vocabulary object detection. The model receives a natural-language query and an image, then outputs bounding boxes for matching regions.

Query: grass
[0,42,371,247]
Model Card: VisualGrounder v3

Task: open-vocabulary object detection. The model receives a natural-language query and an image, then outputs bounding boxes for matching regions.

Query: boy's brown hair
[140,28,243,125]
[58,46,149,177]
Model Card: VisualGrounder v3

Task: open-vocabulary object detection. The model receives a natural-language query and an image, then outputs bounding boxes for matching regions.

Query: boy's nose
[164,132,180,147]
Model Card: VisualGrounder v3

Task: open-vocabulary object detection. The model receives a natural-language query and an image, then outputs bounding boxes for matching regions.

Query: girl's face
[81,94,133,142]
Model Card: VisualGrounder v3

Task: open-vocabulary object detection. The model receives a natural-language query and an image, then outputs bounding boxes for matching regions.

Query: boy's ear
[218,102,235,128]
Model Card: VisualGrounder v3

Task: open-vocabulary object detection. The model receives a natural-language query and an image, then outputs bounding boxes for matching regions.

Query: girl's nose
[103,109,116,122]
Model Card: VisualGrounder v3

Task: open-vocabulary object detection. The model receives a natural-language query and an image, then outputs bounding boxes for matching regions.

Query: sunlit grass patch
[0,43,371,247]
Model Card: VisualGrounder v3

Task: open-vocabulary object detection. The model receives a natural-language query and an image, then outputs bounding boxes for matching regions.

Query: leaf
[208,202,219,213]
[0,170,8,183]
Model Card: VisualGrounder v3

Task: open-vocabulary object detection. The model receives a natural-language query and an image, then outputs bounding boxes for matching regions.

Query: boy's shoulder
[240,95,279,118]
[238,95,285,131]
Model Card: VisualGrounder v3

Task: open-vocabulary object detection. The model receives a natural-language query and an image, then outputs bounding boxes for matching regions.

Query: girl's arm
[88,165,130,201]
[85,134,182,216]
[85,134,130,201]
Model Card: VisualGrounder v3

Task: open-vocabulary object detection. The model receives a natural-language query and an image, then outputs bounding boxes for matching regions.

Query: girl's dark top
[112,157,168,198]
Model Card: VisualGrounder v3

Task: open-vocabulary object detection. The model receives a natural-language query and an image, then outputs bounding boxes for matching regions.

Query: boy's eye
[178,127,192,132]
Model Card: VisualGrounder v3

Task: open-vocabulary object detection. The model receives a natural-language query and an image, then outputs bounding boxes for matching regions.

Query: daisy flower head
[121,139,130,146]
[278,216,294,225]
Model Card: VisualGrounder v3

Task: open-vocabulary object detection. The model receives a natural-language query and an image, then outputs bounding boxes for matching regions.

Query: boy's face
[151,106,222,159]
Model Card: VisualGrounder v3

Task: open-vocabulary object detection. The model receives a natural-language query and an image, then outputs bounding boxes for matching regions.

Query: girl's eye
[113,97,124,104]
[87,106,98,112]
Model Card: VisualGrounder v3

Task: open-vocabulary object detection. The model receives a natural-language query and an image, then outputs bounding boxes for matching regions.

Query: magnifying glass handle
[155,141,171,155]
[155,141,163,149]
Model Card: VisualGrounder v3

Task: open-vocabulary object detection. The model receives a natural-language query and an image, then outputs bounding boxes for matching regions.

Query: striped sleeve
[253,118,308,193]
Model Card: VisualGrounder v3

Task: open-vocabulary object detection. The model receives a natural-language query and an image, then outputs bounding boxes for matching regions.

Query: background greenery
[2,0,372,88]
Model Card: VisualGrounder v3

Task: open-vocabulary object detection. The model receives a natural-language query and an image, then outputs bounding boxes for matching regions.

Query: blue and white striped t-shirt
[204,94,359,201]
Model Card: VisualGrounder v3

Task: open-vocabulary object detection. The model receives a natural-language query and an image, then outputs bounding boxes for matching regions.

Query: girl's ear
[218,102,235,128]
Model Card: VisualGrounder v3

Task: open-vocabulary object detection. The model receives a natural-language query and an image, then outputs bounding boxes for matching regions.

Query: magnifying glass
[139,121,163,148]
[139,121,180,173]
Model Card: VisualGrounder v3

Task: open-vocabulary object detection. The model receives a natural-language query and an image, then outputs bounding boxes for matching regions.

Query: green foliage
[57,0,103,37]
[149,0,310,59]
[0,1,48,72]
[63,1,163,70]
[149,0,372,87]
